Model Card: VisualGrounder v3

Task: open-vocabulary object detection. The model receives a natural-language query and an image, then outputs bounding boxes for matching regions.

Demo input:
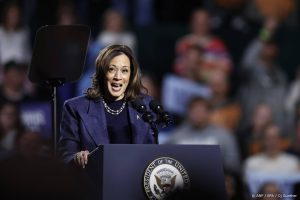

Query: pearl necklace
[101,96,126,115]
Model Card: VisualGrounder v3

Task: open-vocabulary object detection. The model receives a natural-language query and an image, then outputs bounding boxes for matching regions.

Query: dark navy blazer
[58,94,155,163]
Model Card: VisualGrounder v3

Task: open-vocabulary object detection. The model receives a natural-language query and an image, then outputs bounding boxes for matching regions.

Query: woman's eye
[122,69,129,73]
[108,67,115,72]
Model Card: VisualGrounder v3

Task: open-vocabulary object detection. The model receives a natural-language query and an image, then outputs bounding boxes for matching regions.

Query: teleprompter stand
[28,25,90,155]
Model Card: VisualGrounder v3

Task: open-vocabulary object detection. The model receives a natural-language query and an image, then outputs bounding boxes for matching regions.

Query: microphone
[149,100,173,126]
[132,98,154,123]
[132,98,147,113]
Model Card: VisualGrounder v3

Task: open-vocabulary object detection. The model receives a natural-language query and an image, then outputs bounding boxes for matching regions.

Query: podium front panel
[93,144,227,200]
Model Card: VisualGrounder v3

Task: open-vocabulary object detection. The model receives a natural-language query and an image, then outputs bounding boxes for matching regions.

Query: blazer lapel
[83,98,109,145]
[128,102,148,143]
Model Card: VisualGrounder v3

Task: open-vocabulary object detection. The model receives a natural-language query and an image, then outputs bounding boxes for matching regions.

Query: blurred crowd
[1,0,300,199]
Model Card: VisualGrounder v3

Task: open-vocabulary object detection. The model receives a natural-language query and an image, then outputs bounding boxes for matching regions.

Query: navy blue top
[104,99,132,144]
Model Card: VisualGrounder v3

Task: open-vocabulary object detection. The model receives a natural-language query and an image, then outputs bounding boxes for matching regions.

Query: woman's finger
[83,150,89,165]
[79,152,86,168]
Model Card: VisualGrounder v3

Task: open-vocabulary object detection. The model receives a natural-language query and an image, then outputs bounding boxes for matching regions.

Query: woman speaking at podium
[58,45,155,168]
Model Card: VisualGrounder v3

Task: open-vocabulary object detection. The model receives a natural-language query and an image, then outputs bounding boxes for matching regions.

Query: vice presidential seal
[143,157,191,200]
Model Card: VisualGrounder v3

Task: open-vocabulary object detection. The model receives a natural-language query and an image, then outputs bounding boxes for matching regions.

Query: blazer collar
[84,98,110,145]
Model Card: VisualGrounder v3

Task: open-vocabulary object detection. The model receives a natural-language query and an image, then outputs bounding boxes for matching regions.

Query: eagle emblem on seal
[143,157,190,200]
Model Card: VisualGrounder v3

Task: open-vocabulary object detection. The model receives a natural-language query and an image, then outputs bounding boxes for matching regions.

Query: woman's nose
[113,70,121,79]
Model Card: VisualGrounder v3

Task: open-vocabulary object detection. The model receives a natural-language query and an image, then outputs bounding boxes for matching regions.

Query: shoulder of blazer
[64,95,88,105]
[63,95,94,112]
[137,93,154,104]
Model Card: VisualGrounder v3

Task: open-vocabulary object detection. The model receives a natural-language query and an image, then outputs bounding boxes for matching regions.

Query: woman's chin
[108,92,124,100]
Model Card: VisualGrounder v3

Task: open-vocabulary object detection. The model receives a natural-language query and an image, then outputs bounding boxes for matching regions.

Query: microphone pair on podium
[132,99,173,128]
[132,98,172,144]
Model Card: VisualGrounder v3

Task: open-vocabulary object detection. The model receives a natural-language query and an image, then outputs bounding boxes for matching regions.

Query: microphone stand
[149,121,159,144]
[141,112,159,144]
